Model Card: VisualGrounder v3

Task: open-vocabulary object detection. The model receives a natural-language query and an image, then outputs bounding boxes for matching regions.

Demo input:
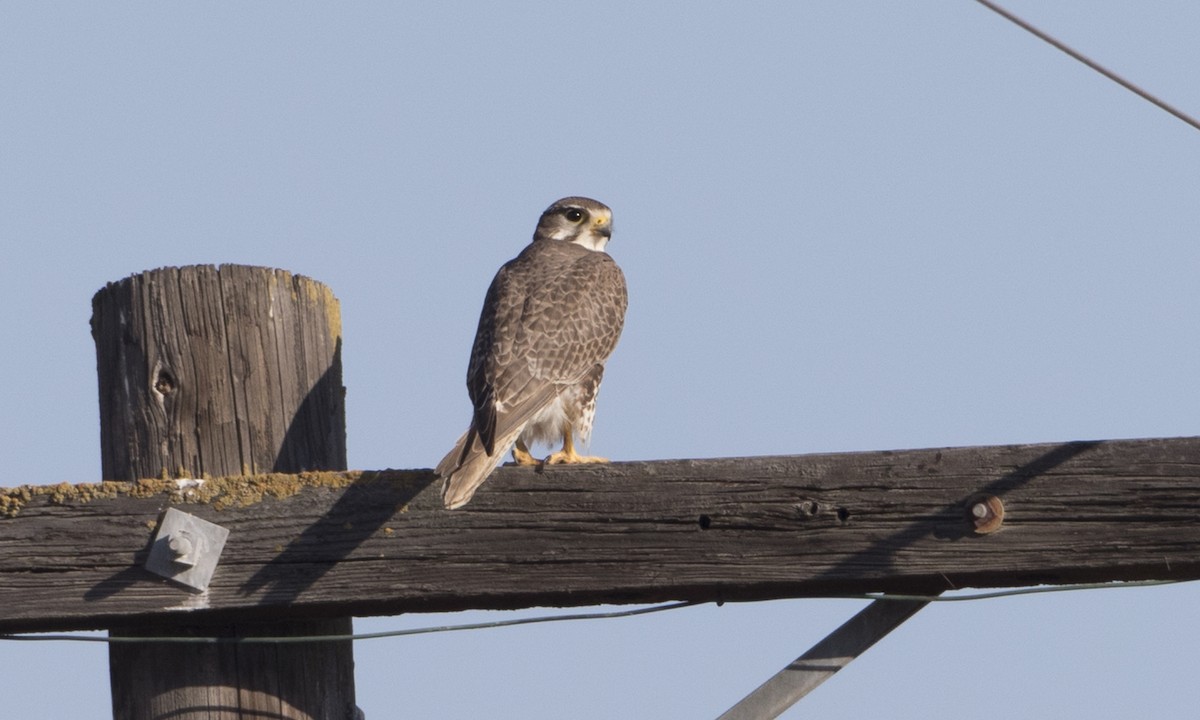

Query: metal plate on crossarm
[145,507,230,592]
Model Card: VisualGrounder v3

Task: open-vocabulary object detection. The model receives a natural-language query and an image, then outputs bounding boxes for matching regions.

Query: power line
[0,601,699,644]
[0,579,1189,645]
[975,0,1200,133]
[854,578,1184,603]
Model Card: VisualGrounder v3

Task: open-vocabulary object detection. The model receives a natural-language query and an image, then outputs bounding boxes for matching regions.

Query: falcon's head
[534,196,613,252]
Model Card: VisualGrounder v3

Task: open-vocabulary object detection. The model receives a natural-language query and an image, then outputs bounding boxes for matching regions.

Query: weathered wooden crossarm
[2,435,1198,634]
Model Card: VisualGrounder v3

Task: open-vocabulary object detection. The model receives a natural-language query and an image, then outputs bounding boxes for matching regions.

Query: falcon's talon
[545,451,610,465]
[512,440,540,466]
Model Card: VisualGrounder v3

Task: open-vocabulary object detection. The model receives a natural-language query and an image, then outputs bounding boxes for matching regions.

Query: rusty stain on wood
[0,470,416,517]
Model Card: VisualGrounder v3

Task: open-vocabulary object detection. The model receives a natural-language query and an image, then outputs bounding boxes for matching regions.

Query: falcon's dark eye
[564,208,585,223]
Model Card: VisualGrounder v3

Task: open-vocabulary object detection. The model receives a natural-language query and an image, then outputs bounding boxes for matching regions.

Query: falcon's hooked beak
[593,214,612,239]
[571,213,612,252]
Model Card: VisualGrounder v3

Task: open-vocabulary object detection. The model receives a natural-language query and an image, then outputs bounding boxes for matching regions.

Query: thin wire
[847,578,1184,603]
[0,601,699,644]
[974,0,1200,133]
[0,578,1190,645]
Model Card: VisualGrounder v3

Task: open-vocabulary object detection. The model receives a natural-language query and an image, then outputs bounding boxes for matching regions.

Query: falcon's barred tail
[437,425,523,510]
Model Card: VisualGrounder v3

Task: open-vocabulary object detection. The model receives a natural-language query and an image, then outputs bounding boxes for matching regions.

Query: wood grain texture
[90,265,354,720]
[3,436,1199,634]
[90,264,345,480]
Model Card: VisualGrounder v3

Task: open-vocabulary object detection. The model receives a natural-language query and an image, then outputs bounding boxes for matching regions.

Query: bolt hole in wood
[836,507,850,522]
[698,514,712,529]
[796,500,820,516]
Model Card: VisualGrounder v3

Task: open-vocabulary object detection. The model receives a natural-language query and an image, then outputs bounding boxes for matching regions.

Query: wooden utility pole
[1,264,1199,718]
[91,265,355,720]
[3,436,1199,631]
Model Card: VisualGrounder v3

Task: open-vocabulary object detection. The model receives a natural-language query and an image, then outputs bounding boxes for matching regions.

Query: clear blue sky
[3,2,1198,718]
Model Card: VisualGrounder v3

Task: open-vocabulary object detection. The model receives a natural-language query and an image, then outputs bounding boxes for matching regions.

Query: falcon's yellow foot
[545,429,609,465]
[511,439,540,466]
[545,448,610,465]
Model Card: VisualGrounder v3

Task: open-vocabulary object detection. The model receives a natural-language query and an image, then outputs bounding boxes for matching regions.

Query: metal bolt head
[967,494,1005,534]
[145,508,229,592]
[168,533,196,566]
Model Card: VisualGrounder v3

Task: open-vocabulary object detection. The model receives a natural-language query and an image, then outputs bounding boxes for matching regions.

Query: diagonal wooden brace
[717,596,936,720]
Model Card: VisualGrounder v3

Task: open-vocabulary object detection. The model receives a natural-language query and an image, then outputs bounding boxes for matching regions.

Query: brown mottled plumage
[436,197,628,509]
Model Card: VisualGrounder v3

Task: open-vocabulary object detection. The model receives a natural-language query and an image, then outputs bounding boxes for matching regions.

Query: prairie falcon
[436,197,628,509]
